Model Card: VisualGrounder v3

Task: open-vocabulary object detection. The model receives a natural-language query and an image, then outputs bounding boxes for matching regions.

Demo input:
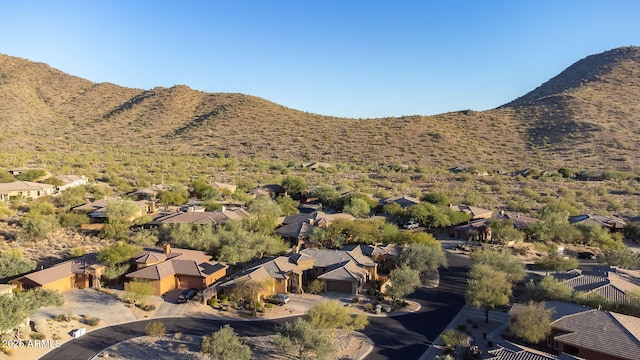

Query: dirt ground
[93,331,372,360]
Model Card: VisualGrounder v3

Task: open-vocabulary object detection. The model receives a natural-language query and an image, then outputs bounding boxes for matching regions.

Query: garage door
[325,280,353,294]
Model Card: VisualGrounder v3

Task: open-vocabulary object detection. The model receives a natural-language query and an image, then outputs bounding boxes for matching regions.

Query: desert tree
[397,242,448,275]
[386,266,421,301]
[305,300,368,339]
[510,301,553,344]
[465,263,512,323]
[200,324,251,360]
[275,318,333,360]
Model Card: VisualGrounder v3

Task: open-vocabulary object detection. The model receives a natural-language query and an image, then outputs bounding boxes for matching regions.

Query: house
[300,247,377,293]
[449,204,494,220]
[9,254,104,292]
[124,244,228,295]
[509,301,640,360]
[497,210,539,230]
[0,181,55,201]
[349,244,404,272]
[72,197,151,223]
[552,266,639,304]
[55,175,89,191]
[451,220,492,242]
[568,214,626,232]
[277,211,355,246]
[486,344,559,360]
[132,184,172,201]
[249,184,286,199]
[379,195,420,209]
[150,207,250,226]
[220,255,314,295]
[220,245,378,295]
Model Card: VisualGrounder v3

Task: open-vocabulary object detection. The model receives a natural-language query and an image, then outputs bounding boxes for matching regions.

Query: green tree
[157,186,189,206]
[623,222,640,243]
[248,195,282,233]
[19,212,58,242]
[470,249,525,284]
[397,243,448,274]
[510,301,553,343]
[465,263,512,323]
[601,246,640,269]
[98,242,140,266]
[0,289,64,335]
[281,176,308,199]
[305,300,368,336]
[422,191,451,206]
[343,197,371,218]
[277,195,300,215]
[191,177,219,200]
[40,177,64,187]
[534,254,579,274]
[489,220,524,244]
[228,278,274,310]
[124,279,154,306]
[0,171,16,183]
[201,324,252,360]
[59,212,90,228]
[100,200,141,240]
[526,276,574,302]
[387,266,421,300]
[310,184,340,205]
[529,204,579,243]
[275,318,333,360]
[0,201,13,218]
[0,250,37,279]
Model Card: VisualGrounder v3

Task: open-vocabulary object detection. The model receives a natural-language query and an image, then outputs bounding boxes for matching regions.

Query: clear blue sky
[1,1,639,118]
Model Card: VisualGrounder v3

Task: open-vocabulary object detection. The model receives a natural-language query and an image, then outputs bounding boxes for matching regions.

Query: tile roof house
[249,184,286,199]
[0,181,55,201]
[449,204,494,220]
[9,254,104,292]
[568,214,627,231]
[55,175,89,191]
[379,195,420,209]
[124,244,227,295]
[509,301,640,360]
[220,246,378,295]
[150,207,250,226]
[486,345,558,360]
[277,211,355,246]
[451,219,492,242]
[552,267,639,304]
[498,210,540,229]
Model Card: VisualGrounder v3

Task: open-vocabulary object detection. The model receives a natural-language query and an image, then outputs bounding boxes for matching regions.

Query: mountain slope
[0,47,639,172]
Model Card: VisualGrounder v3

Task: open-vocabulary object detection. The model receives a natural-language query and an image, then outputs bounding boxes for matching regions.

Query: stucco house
[552,266,639,304]
[55,175,89,191]
[220,245,378,295]
[150,207,250,227]
[509,301,640,360]
[0,181,55,201]
[379,195,420,209]
[449,204,494,220]
[124,244,228,295]
[9,254,104,292]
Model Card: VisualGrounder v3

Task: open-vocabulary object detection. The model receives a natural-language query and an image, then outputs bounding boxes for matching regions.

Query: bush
[307,279,325,294]
[54,314,68,322]
[83,317,101,326]
[351,297,360,304]
[208,298,218,307]
[219,294,228,303]
[31,332,46,340]
[141,304,156,312]
[145,321,166,337]
[364,303,375,312]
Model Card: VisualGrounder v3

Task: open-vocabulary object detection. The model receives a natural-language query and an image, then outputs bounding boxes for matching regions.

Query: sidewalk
[419,305,510,360]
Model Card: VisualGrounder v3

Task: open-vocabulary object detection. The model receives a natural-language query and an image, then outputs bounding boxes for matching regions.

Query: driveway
[154,288,189,317]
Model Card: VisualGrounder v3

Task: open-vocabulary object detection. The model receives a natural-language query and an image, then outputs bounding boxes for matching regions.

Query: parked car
[265,293,290,306]
[577,251,596,260]
[402,221,419,229]
[177,289,197,303]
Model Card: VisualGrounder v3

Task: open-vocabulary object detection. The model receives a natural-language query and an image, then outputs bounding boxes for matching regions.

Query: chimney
[163,243,171,254]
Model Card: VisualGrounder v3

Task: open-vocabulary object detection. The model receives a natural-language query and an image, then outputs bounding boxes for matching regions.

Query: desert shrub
[83,317,101,326]
[308,279,325,294]
[364,303,375,312]
[54,314,68,322]
[30,332,46,340]
[145,321,166,337]
[141,304,156,312]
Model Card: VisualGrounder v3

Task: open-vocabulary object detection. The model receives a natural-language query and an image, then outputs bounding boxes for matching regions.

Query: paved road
[40,317,293,360]
[363,252,470,359]
[41,252,471,360]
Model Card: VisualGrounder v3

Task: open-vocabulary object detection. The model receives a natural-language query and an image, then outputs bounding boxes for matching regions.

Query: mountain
[0,47,639,172]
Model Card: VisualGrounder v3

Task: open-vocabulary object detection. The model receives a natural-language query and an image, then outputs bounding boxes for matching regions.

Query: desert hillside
[0,47,639,172]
